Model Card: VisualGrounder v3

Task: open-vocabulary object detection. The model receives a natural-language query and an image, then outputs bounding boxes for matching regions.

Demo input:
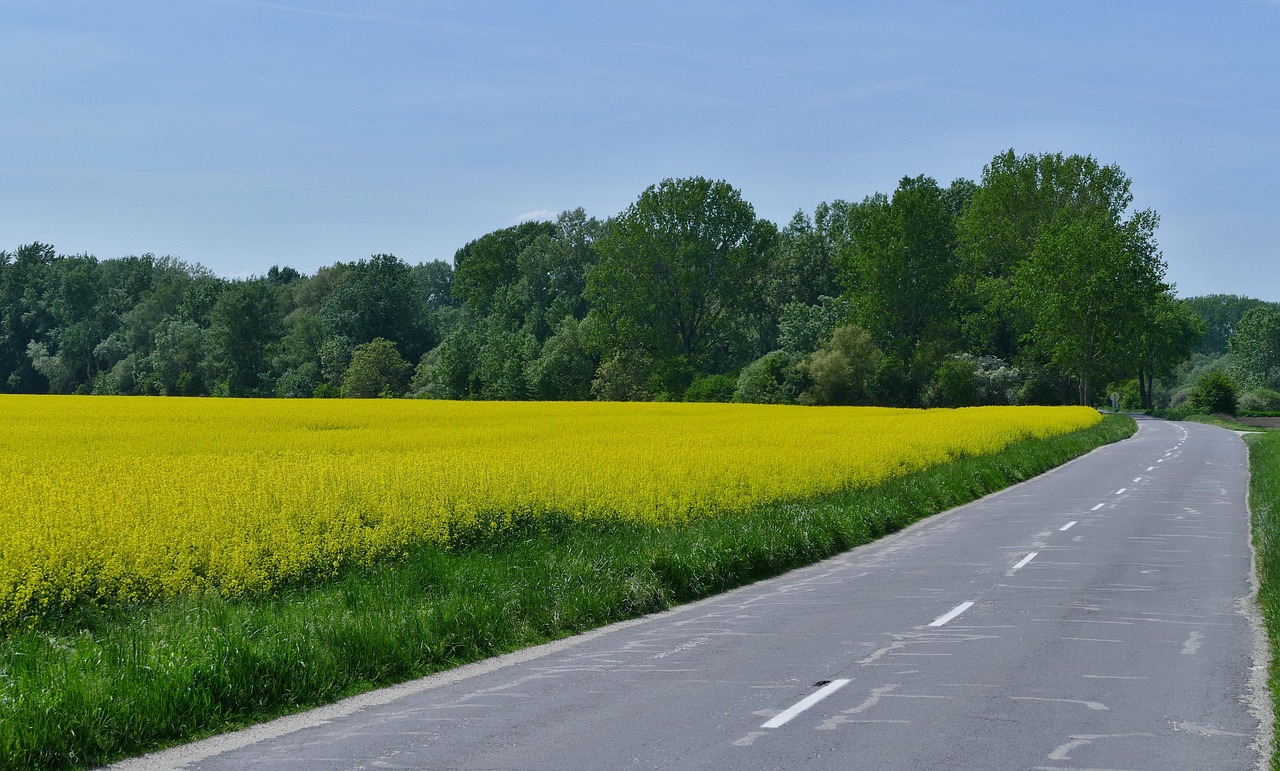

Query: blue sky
[2,1,1277,300]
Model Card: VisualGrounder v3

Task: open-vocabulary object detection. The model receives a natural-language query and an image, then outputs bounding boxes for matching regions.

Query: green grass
[1248,430,1280,770]
[0,415,1135,770]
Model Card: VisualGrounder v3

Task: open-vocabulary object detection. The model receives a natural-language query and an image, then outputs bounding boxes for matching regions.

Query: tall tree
[320,254,428,359]
[208,278,286,396]
[1013,205,1167,405]
[1135,292,1203,410]
[587,176,777,396]
[839,175,959,369]
[1229,305,1280,390]
[956,150,1136,363]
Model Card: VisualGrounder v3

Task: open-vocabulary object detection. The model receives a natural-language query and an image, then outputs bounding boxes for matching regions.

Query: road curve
[111,417,1267,770]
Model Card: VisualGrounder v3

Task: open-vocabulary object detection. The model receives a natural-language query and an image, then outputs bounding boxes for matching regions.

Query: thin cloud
[514,209,556,223]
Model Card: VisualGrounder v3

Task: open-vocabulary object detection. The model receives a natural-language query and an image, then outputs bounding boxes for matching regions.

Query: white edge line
[1060,521,1076,531]
[761,679,851,728]
[1010,552,1038,573]
[928,601,975,627]
[1091,503,1105,511]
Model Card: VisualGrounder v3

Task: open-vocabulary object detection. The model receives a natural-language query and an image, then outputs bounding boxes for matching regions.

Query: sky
[2,1,1277,300]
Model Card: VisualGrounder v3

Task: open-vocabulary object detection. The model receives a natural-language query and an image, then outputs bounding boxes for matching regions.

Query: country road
[113,417,1266,770]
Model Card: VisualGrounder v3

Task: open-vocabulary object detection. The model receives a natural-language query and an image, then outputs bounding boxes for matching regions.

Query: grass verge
[1248,430,1280,769]
[0,414,1134,770]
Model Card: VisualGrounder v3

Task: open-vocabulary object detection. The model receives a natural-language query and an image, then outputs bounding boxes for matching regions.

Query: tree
[956,150,1138,363]
[588,177,777,396]
[734,350,807,404]
[341,337,411,398]
[1230,305,1280,390]
[1135,293,1202,409]
[798,325,882,405]
[1188,370,1238,415]
[1013,205,1167,405]
[207,278,285,396]
[838,175,960,375]
[1182,294,1272,356]
[452,220,557,312]
[321,254,428,360]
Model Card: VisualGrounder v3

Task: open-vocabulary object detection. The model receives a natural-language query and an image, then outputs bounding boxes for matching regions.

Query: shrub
[734,351,806,404]
[683,373,737,403]
[1240,388,1280,413]
[800,325,882,406]
[1187,370,1238,415]
[341,338,411,398]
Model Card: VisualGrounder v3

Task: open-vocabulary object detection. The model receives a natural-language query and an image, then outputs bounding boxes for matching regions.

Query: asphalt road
[113,417,1266,770]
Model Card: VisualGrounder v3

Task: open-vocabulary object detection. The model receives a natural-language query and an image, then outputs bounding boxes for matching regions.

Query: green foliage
[1230,305,1280,390]
[682,373,737,403]
[1244,432,1280,769]
[734,351,807,404]
[839,175,959,364]
[341,338,411,398]
[588,177,777,396]
[799,324,882,405]
[452,220,557,312]
[777,297,850,356]
[1182,294,1273,356]
[590,348,655,402]
[525,316,595,401]
[1187,370,1238,415]
[1240,388,1280,413]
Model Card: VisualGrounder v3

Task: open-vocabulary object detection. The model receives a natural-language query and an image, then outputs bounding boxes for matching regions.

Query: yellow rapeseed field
[0,396,1099,627]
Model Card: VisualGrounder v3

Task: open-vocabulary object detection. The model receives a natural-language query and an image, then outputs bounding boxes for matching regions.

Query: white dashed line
[1133,477,1142,483]
[1115,488,1127,495]
[929,601,975,627]
[1010,552,1038,573]
[1060,522,1076,531]
[1091,503,1105,511]
[761,679,851,728]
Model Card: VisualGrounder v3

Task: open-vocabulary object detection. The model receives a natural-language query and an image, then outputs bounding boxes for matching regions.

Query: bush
[1187,370,1238,415]
[683,373,737,403]
[734,351,806,404]
[1240,388,1280,413]
[800,325,882,406]
[341,338,411,398]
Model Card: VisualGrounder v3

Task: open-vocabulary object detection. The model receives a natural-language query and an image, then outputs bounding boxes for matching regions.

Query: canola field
[0,396,1100,629]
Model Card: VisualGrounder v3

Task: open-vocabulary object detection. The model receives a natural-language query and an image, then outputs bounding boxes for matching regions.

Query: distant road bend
[113,417,1267,770]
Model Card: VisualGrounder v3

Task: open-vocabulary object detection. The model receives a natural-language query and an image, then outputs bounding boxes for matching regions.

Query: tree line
[1,149,1222,407]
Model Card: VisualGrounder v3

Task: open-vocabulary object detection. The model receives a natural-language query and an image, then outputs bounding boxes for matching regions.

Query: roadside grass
[1247,430,1280,769]
[0,415,1134,770]
[1181,413,1273,432]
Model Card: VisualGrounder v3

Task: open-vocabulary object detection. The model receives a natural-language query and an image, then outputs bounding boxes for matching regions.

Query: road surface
[113,417,1267,770]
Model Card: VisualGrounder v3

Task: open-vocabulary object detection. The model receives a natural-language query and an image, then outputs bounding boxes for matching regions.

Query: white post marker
[761,679,852,728]
[928,601,975,627]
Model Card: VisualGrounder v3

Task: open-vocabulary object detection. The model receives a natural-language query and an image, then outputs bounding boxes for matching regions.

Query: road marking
[1114,488,1127,495]
[1147,466,1155,471]
[1012,696,1109,711]
[761,679,851,728]
[1133,477,1142,483]
[1009,552,1038,574]
[928,601,975,627]
[1091,503,1105,511]
[1059,521,1076,531]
